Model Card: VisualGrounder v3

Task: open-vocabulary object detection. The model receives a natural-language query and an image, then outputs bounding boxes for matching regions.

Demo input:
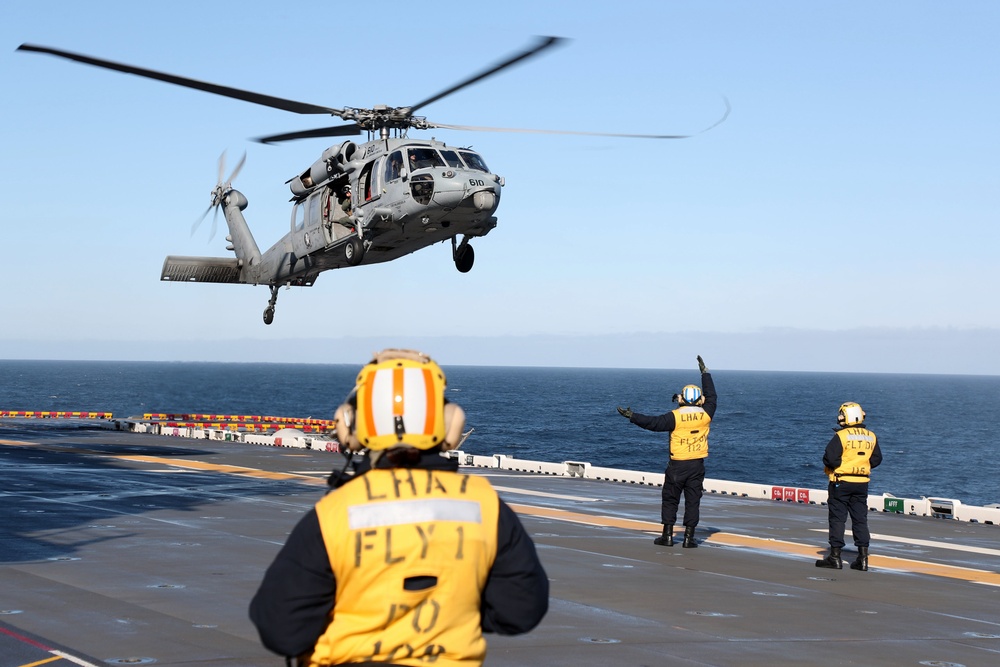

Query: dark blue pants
[827,480,871,548]
[661,458,705,528]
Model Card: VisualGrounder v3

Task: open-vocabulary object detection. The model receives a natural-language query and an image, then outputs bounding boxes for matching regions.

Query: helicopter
[18,38,728,325]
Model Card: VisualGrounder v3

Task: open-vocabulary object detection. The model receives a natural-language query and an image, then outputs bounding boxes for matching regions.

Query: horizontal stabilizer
[161,256,242,283]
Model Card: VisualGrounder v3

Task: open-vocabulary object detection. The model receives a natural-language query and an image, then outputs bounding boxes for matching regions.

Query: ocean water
[1,360,998,507]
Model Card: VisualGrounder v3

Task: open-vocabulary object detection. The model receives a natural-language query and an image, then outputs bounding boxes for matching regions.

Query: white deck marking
[809,528,1000,556]
[491,485,600,502]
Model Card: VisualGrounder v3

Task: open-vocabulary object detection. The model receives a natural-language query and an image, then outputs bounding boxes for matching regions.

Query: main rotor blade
[255,124,362,144]
[18,43,343,116]
[431,98,732,140]
[432,124,694,139]
[406,36,565,116]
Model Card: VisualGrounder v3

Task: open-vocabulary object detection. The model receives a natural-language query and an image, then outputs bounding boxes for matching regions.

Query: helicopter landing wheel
[345,236,364,266]
[263,284,279,325]
[455,243,475,273]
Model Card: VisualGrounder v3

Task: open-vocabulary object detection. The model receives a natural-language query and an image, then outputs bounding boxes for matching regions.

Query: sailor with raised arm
[617,355,717,549]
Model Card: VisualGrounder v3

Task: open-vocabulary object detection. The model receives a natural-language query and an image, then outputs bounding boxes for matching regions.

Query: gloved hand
[616,406,633,419]
[697,355,708,374]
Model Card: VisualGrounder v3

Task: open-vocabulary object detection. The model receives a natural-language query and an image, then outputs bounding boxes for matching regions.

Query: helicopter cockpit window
[439,150,464,169]
[458,151,490,173]
[385,151,404,181]
[407,148,445,171]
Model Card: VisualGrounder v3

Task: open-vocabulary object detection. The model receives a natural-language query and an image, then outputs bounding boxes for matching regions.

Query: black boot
[850,547,869,571]
[682,526,698,548]
[815,547,843,569]
[653,524,674,546]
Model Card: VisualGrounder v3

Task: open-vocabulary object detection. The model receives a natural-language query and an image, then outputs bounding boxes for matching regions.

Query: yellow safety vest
[307,468,499,667]
[669,406,711,460]
[828,427,877,482]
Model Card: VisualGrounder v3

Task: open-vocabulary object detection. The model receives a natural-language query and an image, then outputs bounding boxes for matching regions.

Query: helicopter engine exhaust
[290,141,358,196]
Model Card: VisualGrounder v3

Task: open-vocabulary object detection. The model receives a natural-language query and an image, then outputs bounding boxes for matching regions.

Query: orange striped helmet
[335,349,464,452]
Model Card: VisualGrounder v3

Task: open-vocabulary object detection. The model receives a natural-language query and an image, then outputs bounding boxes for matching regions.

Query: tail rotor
[192,150,246,242]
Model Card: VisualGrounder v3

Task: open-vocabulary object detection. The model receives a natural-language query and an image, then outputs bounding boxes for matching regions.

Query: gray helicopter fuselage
[252,137,501,285]
[161,137,502,294]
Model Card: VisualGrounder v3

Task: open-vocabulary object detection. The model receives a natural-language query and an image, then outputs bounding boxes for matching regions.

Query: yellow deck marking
[0,439,326,485]
[509,502,1000,586]
[18,656,61,667]
[114,454,326,484]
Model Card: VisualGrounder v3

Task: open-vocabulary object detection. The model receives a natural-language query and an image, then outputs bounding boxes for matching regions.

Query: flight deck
[2,422,999,666]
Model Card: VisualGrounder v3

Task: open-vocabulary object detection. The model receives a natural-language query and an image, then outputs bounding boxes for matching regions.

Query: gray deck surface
[2,423,999,666]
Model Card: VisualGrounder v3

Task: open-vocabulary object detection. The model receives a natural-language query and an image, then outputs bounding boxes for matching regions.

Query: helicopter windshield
[458,151,489,173]
[407,148,445,171]
[439,150,465,169]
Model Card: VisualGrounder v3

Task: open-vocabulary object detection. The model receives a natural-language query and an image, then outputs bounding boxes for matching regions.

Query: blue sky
[2,2,998,373]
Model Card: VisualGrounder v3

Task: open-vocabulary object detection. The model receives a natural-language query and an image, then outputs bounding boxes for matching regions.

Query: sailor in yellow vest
[815,402,883,572]
[616,356,717,549]
[249,349,548,666]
